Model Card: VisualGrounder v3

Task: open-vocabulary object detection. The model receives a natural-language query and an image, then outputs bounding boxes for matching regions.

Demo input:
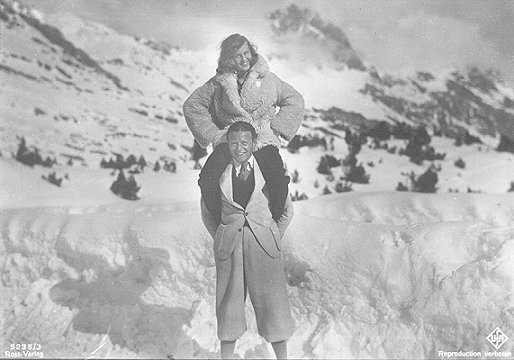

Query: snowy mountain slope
[1,3,514,358]
[3,0,514,174]
[1,193,513,358]
[0,0,202,169]
[268,4,365,71]
[267,4,514,144]
[1,0,513,205]
[360,67,514,140]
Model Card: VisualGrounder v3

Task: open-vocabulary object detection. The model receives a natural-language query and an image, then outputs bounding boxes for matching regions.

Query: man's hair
[227,121,257,140]
[217,33,258,74]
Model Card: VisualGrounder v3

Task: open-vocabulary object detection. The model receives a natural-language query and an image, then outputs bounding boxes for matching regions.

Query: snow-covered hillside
[0,1,208,168]
[2,0,514,172]
[2,188,513,358]
[1,1,514,358]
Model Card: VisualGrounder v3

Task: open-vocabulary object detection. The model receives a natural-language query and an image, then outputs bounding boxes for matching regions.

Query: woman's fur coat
[183,54,304,150]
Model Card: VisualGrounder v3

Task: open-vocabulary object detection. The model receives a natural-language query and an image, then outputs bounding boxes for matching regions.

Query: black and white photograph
[1,0,513,359]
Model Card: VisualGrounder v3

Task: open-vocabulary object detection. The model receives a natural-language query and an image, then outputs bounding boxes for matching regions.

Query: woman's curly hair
[216,33,258,74]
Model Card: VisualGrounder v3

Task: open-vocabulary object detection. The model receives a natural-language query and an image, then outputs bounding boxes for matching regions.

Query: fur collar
[213,54,270,117]
[214,54,270,83]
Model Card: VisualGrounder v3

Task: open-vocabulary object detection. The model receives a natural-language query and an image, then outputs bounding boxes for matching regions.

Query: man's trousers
[215,225,295,343]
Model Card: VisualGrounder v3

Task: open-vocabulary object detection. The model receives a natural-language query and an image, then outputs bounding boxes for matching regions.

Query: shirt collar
[233,155,254,174]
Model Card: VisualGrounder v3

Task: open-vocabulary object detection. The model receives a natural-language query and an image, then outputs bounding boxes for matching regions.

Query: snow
[2,2,514,358]
[2,179,513,358]
[2,146,514,358]
[283,135,514,199]
[270,60,386,119]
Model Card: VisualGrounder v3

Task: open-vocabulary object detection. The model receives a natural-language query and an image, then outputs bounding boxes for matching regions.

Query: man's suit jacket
[201,159,294,261]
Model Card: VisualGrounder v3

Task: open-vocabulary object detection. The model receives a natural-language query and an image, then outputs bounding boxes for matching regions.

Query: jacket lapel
[247,159,265,205]
[219,163,243,210]
[219,159,265,210]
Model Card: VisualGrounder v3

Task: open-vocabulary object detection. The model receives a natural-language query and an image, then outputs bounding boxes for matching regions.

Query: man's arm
[275,195,294,238]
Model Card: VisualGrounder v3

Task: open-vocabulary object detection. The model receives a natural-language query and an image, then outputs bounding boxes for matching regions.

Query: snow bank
[285,214,514,358]
[1,193,513,358]
[1,203,216,359]
[294,192,514,227]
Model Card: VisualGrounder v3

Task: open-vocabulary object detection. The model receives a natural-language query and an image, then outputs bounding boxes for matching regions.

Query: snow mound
[285,215,513,358]
[1,193,513,358]
[295,191,514,226]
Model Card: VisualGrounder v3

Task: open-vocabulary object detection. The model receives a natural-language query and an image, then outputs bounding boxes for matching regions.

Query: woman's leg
[220,340,237,359]
[253,146,289,221]
[198,143,231,224]
[271,340,287,359]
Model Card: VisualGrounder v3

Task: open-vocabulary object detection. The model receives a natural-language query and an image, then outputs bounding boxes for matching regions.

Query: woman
[183,33,304,226]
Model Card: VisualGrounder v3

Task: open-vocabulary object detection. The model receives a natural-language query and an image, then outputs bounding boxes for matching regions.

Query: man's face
[227,130,255,165]
[230,42,252,75]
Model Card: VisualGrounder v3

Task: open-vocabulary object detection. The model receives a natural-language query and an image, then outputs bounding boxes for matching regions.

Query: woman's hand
[212,128,229,148]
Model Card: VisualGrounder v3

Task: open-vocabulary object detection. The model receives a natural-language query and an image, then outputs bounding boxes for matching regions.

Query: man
[201,121,295,359]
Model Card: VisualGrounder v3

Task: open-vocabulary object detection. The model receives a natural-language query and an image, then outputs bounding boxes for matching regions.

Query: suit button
[245,212,248,216]
[238,228,242,232]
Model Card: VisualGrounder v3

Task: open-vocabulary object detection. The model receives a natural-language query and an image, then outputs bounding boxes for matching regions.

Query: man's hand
[276,196,294,238]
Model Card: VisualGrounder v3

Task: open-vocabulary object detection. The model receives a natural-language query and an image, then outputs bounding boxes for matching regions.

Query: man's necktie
[238,162,250,182]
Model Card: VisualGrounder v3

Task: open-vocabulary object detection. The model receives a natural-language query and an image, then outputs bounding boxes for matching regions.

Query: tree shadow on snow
[49,228,215,359]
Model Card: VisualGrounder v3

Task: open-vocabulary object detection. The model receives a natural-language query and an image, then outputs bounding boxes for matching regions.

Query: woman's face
[229,42,252,75]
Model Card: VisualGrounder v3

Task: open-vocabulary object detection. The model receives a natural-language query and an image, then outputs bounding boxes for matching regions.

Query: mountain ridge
[1,0,514,175]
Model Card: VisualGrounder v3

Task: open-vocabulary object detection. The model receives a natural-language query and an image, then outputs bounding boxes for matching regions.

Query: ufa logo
[486,327,508,350]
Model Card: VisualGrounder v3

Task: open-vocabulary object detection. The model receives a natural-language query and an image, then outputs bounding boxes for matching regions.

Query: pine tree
[125,175,141,200]
[413,168,438,193]
[110,170,141,200]
[15,137,51,168]
[345,162,370,184]
[291,190,308,201]
[342,152,357,168]
[335,181,353,192]
[396,182,408,191]
[342,144,370,184]
[138,155,147,171]
[317,155,340,175]
[110,170,127,196]
[454,158,466,169]
[32,148,43,165]
[116,154,127,169]
[42,156,54,168]
[317,157,332,175]
[508,181,514,192]
[291,169,300,183]
[126,154,137,166]
[42,171,63,187]
[16,137,28,159]
[107,157,116,168]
